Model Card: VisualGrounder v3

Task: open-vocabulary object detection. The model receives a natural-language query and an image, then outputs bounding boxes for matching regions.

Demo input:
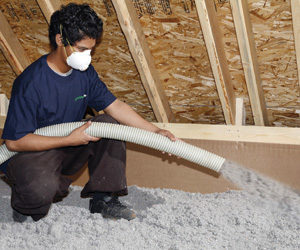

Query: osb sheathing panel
[0,0,50,62]
[250,0,300,127]
[0,52,16,99]
[0,0,299,126]
[137,1,225,123]
[137,0,300,126]
[0,0,50,99]
[215,0,300,127]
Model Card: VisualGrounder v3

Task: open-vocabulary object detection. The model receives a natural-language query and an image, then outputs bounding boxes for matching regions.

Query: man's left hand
[155,129,180,157]
[155,129,177,142]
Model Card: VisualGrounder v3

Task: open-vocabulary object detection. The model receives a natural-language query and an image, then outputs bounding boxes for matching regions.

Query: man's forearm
[104,100,160,132]
[5,133,71,152]
[5,121,101,152]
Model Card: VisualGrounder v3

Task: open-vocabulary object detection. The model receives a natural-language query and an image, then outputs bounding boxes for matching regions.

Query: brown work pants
[6,114,127,218]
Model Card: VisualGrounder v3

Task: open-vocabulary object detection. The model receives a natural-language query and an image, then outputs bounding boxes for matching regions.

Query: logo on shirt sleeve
[74,94,87,102]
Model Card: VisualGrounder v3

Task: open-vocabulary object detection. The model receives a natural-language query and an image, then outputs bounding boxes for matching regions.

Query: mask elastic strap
[60,24,74,54]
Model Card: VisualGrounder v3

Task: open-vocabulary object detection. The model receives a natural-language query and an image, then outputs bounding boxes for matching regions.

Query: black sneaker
[12,209,28,223]
[89,196,136,221]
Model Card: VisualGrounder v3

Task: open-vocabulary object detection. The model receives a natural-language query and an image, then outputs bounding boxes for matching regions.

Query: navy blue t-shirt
[0,54,116,173]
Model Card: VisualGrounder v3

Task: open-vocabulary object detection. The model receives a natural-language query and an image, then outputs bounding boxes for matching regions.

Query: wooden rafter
[194,0,236,125]
[230,0,268,126]
[36,0,62,24]
[155,123,300,145]
[111,0,174,123]
[0,11,31,75]
[291,1,300,93]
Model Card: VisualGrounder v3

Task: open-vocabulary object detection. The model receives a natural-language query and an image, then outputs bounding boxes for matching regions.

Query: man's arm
[104,99,177,141]
[5,100,176,152]
[5,121,99,152]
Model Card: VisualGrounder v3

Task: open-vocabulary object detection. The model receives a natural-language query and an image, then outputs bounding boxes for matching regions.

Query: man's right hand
[5,121,100,152]
[67,121,100,146]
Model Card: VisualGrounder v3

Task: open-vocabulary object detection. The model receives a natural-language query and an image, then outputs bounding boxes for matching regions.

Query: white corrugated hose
[0,122,226,172]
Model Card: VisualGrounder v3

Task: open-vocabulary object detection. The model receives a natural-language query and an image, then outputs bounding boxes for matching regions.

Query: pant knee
[22,176,59,205]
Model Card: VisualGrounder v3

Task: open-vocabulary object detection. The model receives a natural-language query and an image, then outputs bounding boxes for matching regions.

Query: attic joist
[194,0,236,125]
[155,123,300,146]
[0,11,31,75]
[111,0,174,123]
[230,0,268,126]
[291,1,300,93]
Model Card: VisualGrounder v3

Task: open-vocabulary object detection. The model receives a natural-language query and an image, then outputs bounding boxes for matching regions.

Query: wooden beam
[0,11,31,75]
[229,0,268,126]
[194,0,236,125]
[111,0,174,123]
[36,0,61,24]
[235,97,245,126]
[291,1,300,93]
[0,107,298,145]
[155,123,300,145]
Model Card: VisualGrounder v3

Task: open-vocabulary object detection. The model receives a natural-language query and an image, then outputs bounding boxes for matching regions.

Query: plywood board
[0,0,50,62]
[0,51,15,99]
[138,0,226,123]
[112,0,174,122]
[0,10,31,74]
[216,0,300,126]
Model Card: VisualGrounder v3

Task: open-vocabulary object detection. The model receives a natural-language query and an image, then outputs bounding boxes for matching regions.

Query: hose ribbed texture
[0,122,225,172]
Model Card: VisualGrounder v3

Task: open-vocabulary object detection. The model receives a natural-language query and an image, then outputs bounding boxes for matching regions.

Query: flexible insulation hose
[0,122,226,172]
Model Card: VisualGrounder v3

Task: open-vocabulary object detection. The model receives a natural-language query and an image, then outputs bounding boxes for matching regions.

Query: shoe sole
[102,212,137,221]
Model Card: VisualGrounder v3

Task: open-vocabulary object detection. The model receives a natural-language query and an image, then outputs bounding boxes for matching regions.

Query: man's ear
[55,34,64,47]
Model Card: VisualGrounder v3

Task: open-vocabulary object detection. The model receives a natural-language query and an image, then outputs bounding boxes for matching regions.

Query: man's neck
[47,49,72,74]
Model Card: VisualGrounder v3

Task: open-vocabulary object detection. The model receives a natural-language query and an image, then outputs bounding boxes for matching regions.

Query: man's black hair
[49,3,103,50]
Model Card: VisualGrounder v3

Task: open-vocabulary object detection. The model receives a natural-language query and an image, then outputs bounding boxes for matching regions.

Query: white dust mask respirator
[60,24,92,71]
[66,49,92,71]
